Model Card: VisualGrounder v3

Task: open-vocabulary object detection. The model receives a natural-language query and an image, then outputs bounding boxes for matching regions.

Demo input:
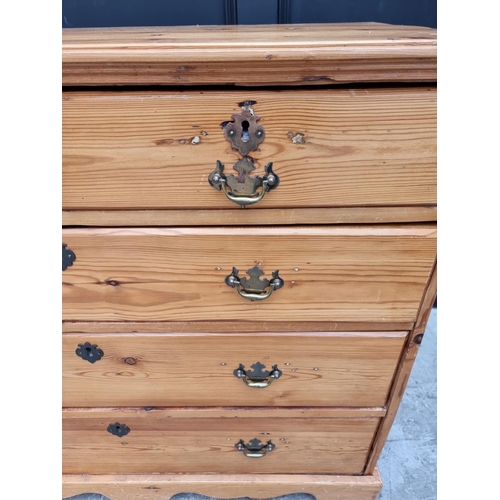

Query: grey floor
[65,309,437,500]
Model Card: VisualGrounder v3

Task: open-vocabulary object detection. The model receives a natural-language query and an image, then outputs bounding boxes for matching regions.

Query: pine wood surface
[61,21,437,498]
[62,226,436,323]
[63,320,414,334]
[63,206,437,226]
[62,469,383,500]
[62,407,379,474]
[63,88,436,211]
[62,23,436,86]
[62,407,386,419]
[63,331,406,408]
[365,261,437,474]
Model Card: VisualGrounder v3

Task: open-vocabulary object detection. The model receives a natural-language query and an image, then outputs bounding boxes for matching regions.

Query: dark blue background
[63,0,436,29]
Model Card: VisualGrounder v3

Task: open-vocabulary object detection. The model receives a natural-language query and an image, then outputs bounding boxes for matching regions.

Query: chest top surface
[62,22,437,86]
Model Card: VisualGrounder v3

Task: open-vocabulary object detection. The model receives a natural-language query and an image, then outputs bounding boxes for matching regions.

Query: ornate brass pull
[208,159,279,208]
[225,266,284,301]
[233,362,283,388]
[235,439,275,458]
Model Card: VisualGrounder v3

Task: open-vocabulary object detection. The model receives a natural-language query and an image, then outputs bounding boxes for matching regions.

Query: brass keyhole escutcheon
[222,105,264,156]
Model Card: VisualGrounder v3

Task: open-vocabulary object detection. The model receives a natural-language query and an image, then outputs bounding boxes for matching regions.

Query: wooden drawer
[62,88,436,212]
[63,331,406,407]
[62,226,436,324]
[62,408,381,475]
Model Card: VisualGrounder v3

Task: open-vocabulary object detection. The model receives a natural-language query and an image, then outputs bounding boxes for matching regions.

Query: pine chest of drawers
[62,23,437,500]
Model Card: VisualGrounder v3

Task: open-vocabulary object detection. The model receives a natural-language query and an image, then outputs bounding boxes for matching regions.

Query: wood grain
[62,469,383,500]
[62,320,415,333]
[62,407,386,419]
[63,331,406,408]
[62,23,436,86]
[63,206,437,226]
[62,407,380,474]
[62,88,436,211]
[364,260,437,473]
[62,226,437,323]
[61,21,436,496]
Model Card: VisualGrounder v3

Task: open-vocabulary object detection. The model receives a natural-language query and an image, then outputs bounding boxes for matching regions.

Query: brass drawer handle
[225,266,284,301]
[209,159,279,208]
[235,439,275,458]
[233,362,283,388]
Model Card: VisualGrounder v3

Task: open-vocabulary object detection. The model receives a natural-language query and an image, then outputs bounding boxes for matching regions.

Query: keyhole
[241,120,250,142]
[86,347,93,357]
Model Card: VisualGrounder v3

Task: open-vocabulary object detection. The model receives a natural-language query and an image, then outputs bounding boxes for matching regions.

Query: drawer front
[62,408,381,474]
[62,226,436,323]
[62,88,436,211]
[63,331,406,408]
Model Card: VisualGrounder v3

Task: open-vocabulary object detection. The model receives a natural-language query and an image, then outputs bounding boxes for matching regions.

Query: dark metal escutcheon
[208,158,279,208]
[223,106,265,156]
[235,438,275,458]
[107,422,130,437]
[233,362,282,388]
[225,266,284,301]
[75,342,104,363]
[62,243,76,271]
